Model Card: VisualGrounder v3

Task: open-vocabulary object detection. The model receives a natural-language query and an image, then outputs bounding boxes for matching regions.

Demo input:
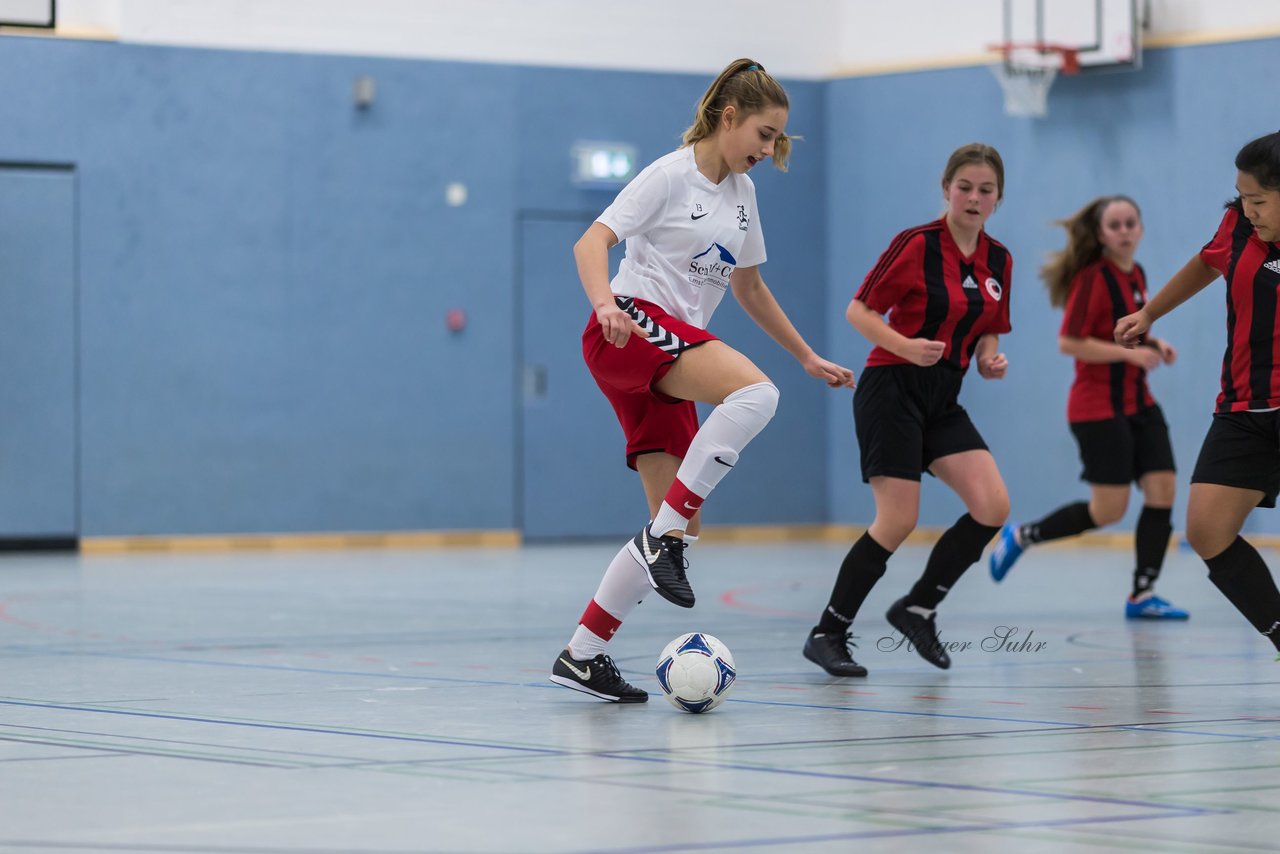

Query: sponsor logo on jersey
[688,243,737,291]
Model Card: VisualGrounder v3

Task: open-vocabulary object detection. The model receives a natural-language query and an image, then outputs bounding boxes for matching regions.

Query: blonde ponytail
[682,58,793,171]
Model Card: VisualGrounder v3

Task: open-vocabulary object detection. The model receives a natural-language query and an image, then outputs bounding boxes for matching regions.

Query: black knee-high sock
[1205,536,1280,651]
[815,531,892,634]
[906,513,1002,610]
[1132,506,1173,598]
[1020,501,1096,545]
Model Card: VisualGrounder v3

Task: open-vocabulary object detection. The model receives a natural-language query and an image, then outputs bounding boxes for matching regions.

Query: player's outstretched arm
[732,266,856,388]
[1115,254,1218,347]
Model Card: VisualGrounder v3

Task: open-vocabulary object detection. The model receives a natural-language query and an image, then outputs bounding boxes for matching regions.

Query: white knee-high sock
[651,381,779,536]
[567,542,654,659]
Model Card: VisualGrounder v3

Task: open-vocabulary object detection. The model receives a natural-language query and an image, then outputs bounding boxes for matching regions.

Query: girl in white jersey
[550,58,856,702]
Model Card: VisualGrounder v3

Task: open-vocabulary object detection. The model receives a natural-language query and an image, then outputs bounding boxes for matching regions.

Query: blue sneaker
[989,523,1023,582]
[1125,594,1190,620]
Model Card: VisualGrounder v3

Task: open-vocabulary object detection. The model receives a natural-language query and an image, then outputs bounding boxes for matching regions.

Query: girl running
[551,58,856,702]
[989,196,1189,620]
[805,143,1012,677]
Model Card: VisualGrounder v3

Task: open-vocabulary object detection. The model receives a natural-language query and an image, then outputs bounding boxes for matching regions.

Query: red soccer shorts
[582,296,717,469]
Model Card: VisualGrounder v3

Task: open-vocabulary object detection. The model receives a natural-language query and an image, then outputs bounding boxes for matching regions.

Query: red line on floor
[718,582,811,618]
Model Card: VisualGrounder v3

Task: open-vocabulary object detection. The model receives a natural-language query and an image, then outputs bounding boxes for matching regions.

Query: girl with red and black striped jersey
[1116,130,1280,658]
[550,58,856,703]
[988,196,1190,621]
[804,143,1013,676]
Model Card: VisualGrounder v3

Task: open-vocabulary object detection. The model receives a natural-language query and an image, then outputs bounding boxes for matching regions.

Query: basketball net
[990,44,1078,118]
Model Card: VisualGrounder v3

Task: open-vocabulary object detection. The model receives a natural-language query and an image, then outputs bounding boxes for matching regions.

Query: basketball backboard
[1003,0,1142,72]
[0,0,55,28]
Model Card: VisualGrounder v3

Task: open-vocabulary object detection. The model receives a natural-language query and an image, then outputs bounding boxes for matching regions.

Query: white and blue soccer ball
[655,632,736,713]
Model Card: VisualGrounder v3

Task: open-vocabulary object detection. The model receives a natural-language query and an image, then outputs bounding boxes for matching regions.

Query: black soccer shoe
[803,630,868,677]
[628,526,694,608]
[549,651,648,703]
[886,597,952,670]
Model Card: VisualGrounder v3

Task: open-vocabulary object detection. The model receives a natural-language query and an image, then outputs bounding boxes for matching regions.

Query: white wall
[40,0,1280,79]
[834,1,1011,73]
[55,0,845,78]
[1148,0,1280,36]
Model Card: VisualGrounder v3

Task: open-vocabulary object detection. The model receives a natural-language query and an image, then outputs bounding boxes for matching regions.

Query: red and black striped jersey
[1200,206,1280,413]
[1059,258,1157,423]
[854,218,1013,370]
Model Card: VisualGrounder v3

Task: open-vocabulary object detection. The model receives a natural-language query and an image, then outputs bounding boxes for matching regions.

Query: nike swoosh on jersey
[713,455,735,468]
[691,212,710,220]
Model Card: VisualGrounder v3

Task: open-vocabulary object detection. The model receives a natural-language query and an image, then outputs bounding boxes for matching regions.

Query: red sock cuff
[662,478,705,521]
[579,599,622,640]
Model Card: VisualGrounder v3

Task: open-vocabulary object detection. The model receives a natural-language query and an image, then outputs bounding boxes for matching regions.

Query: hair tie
[746,64,759,71]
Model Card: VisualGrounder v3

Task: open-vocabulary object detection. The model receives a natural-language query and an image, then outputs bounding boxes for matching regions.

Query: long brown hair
[681,58,792,171]
[1041,195,1141,308]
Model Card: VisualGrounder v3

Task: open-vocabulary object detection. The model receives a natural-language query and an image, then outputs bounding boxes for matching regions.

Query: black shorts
[853,363,988,483]
[1069,405,1176,485]
[1191,410,1280,508]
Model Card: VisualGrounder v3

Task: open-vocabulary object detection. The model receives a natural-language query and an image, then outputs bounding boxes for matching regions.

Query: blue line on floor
[0,698,1234,817]
[577,809,1228,853]
[0,699,565,756]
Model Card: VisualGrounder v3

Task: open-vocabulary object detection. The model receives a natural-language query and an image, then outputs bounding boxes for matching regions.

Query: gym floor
[1,538,1275,852]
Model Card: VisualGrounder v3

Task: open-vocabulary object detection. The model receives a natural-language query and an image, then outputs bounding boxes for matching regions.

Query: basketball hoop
[989,42,1079,118]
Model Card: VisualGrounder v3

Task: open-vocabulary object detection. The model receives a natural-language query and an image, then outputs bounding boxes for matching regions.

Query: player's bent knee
[972,501,1009,529]
[966,488,1009,527]
[872,517,917,550]
[727,381,779,424]
[1185,517,1231,559]
[1091,504,1127,528]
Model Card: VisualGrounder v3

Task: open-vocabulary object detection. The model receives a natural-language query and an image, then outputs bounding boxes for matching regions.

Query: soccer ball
[655,632,736,713]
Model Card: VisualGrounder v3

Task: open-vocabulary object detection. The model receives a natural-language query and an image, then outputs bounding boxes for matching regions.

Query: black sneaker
[628,526,694,608]
[549,651,648,702]
[886,597,951,670]
[803,630,868,677]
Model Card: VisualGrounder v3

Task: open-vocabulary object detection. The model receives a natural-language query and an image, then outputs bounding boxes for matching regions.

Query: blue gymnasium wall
[0,38,829,536]
[5,33,1277,538]
[513,68,832,529]
[825,37,1280,535]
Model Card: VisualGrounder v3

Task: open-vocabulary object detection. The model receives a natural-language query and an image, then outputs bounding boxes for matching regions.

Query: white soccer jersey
[596,146,766,329]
